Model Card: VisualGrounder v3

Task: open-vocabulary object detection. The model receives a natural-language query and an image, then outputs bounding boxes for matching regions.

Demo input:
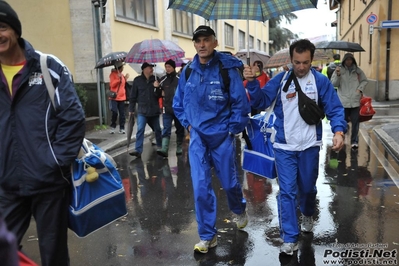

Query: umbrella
[264,48,330,68]
[94,51,127,69]
[315,41,365,52]
[235,49,270,67]
[125,39,185,65]
[126,114,135,150]
[168,0,318,63]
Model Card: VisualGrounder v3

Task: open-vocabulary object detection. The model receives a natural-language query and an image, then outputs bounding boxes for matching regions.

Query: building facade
[11,0,270,120]
[333,0,399,101]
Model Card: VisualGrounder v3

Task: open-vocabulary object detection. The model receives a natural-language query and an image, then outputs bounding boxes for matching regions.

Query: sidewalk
[85,100,399,159]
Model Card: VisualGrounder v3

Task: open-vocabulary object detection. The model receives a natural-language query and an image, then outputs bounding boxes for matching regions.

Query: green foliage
[269,13,299,55]
[75,84,88,111]
[94,125,108,131]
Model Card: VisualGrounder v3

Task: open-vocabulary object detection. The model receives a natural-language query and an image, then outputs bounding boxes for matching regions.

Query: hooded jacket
[246,68,346,151]
[173,51,250,148]
[0,39,86,196]
[331,53,368,108]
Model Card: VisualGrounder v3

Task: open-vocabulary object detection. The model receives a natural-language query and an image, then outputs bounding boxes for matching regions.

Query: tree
[269,13,299,55]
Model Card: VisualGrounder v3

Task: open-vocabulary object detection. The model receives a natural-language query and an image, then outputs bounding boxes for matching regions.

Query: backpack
[327,62,339,80]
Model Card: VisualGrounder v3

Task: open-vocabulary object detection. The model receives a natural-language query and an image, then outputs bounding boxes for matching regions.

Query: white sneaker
[280,242,298,255]
[301,215,313,233]
[119,129,125,134]
[194,235,217,253]
[235,211,248,230]
[110,127,115,134]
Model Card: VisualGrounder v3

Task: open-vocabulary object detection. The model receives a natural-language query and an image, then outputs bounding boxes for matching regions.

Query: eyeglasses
[0,24,10,31]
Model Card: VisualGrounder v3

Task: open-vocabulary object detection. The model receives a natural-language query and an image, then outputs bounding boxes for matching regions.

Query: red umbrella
[125,39,185,65]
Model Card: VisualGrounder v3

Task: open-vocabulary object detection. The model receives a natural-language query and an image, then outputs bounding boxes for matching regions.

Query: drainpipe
[385,0,392,101]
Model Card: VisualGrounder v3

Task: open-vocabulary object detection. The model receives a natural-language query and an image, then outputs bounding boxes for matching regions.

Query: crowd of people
[0,0,369,263]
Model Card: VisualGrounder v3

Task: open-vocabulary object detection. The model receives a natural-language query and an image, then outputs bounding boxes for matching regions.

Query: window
[173,10,194,36]
[263,42,267,52]
[225,23,234,47]
[257,39,261,50]
[249,35,254,49]
[239,30,245,50]
[115,0,155,26]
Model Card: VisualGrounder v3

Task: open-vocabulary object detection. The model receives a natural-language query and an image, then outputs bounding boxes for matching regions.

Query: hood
[342,53,357,67]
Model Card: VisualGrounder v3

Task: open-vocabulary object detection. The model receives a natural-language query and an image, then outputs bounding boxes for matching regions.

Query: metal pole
[376,25,381,101]
[91,3,103,125]
[246,0,250,65]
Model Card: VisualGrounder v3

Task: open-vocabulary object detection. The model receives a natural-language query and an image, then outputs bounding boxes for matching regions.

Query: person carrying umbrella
[128,62,162,158]
[155,59,184,157]
[173,25,250,254]
[109,61,129,134]
[330,53,368,149]
[244,39,347,256]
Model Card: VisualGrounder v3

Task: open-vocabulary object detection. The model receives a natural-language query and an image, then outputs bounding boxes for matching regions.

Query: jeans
[135,114,162,153]
[110,100,126,130]
[162,113,184,142]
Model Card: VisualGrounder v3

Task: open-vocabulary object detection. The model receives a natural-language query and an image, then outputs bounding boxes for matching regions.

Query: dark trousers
[0,189,70,266]
[110,100,126,130]
[162,113,184,142]
[345,107,360,144]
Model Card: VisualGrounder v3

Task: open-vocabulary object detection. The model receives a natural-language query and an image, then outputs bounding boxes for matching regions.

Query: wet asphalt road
[22,108,399,266]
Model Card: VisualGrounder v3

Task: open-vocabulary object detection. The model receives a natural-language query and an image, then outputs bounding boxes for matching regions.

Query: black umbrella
[315,41,365,52]
[95,51,127,69]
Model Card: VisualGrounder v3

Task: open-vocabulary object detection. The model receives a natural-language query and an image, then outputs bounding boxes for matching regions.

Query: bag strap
[40,54,56,110]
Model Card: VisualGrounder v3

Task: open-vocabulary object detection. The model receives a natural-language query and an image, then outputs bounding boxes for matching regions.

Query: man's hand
[243,65,256,82]
[332,133,344,151]
[125,73,130,80]
[335,66,341,76]
[154,80,160,88]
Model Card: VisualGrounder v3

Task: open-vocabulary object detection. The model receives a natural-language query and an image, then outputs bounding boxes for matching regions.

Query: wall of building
[338,0,399,101]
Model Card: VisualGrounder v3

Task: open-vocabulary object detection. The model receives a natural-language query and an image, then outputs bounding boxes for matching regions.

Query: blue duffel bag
[69,139,127,237]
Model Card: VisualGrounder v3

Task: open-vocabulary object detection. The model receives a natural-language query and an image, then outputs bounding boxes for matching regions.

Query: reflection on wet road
[22,117,399,266]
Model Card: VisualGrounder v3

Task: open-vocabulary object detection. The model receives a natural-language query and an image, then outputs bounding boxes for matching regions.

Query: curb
[373,126,399,162]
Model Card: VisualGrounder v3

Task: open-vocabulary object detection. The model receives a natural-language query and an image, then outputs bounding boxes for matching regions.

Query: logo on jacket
[29,72,44,86]
[208,87,225,101]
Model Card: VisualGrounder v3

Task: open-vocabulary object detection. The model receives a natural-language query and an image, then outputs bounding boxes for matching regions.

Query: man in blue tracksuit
[244,39,347,255]
[173,25,250,254]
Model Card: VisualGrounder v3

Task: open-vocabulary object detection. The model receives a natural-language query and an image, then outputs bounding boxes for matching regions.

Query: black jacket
[160,71,179,114]
[0,39,86,196]
[129,73,162,116]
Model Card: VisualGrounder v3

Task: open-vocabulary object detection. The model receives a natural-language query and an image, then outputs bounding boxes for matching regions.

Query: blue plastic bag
[69,139,127,237]
[242,111,277,179]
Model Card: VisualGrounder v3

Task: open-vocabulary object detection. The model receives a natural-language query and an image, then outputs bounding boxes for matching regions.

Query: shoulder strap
[184,61,192,81]
[219,61,230,91]
[40,54,56,110]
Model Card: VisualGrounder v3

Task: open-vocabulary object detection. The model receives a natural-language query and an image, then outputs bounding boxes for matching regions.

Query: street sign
[367,13,378,25]
[369,25,374,35]
[381,20,399,28]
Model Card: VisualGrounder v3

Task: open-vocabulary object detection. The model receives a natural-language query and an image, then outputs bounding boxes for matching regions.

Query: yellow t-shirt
[1,64,24,95]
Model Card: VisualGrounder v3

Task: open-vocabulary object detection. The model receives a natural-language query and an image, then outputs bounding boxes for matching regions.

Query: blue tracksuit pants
[189,129,246,241]
[274,146,320,243]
